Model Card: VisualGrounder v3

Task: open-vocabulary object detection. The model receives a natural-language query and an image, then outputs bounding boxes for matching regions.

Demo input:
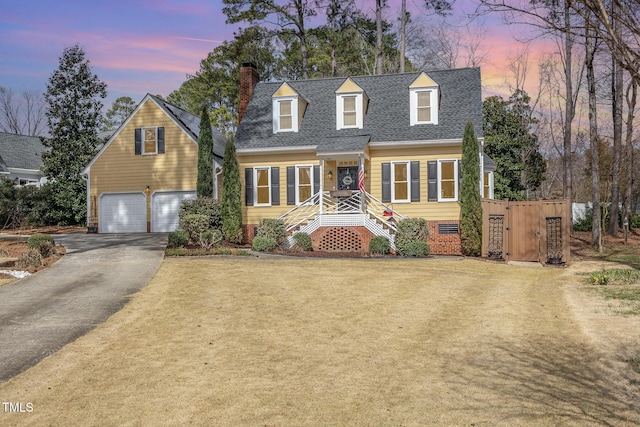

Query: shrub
[395,218,429,256]
[27,233,56,257]
[168,231,189,248]
[397,240,430,257]
[179,197,222,230]
[292,232,313,251]
[630,213,640,230]
[252,236,277,252]
[179,214,209,243]
[199,229,223,249]
[27,233,55,249]
[589,271,611,285]
[369,236,390,255]
[256,218,287,248]
[573,208,592,232]
[16,250,44,269]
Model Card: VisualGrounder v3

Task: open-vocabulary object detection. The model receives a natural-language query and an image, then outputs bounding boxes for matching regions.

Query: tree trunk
[376,0,383,75]
[563,0,574,224]
[400,0,406,73]
[609,1,622,235]
[623,79,637,244]
[296,0,309,79]
[586,19,602,251]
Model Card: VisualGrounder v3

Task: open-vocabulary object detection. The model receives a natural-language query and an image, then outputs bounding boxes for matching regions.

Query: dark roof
[483,153,497,171]
[148,95,226,159]
[235,68,483,151]
[0,154,7,173]
[0,132,47,171]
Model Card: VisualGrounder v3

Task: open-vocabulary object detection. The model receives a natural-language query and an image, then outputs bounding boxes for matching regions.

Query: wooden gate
[481,199,571,264]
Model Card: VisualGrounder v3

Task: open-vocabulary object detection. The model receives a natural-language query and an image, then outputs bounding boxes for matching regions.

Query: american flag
[358,166,365,193]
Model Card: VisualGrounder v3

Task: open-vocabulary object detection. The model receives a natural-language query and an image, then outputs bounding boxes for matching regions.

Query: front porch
[277,190,405,251]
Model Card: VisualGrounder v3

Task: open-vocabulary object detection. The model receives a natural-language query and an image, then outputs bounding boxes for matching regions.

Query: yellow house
[82,94,225,233]
[235,64,494,254]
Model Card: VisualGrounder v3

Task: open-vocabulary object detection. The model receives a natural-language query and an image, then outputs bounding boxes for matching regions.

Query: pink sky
[0,0,551,108]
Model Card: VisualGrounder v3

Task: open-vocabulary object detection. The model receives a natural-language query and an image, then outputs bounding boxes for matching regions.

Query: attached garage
[99,192,147,233]
[151,190,196,232]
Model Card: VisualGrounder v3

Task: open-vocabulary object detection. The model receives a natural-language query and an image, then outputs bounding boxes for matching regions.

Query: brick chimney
[238,63,259,124]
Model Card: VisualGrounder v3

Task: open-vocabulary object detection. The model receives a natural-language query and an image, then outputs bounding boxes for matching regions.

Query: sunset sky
[0,0,552,108]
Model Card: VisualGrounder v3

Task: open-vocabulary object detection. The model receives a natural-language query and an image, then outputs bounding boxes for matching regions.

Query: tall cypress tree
[196,108,214,198]
[459,120,482,256]
[221,137,243,243]
[43,44,107,225]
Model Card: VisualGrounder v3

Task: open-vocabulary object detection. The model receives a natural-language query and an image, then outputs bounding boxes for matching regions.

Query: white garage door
[151,191,197,232]
[99,193,147,233]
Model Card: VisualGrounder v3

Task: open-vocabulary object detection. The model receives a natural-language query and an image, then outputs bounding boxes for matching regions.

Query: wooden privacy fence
[481,199,571,264]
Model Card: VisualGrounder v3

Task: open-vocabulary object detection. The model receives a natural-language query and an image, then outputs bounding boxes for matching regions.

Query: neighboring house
[0,132,48,187]
[82,94,226,233]
[234,64,495,254]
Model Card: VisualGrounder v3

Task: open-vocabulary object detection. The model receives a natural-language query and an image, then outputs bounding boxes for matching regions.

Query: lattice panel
[318,227,363,252]
[487,214,504,259]
[546,216,563,263]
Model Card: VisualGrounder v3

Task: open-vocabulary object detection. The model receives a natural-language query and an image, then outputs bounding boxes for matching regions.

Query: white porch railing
[278,191,407,234]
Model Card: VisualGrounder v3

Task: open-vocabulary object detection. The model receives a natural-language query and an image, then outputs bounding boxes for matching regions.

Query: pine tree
[42,44,107,225]
[459,120,482,256]
[221,137,243,243]
[196,108,214,198]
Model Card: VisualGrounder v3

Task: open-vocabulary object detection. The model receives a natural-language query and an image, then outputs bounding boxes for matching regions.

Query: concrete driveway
[0,233,167,384]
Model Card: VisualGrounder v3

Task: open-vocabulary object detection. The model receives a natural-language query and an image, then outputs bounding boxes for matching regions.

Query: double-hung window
[254,167,271,206]
[438,159,458,202]
[392,161,410,203]
[410,89,438,126]
[336,94,363,129]
[143,127,158,154]
[296,165,313,204]
[273,97,298,133]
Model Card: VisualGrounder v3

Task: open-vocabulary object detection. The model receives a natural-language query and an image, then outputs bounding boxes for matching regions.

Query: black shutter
[157,127,165,154]
[134,128,142,155]
[271,167,280,205]
[428,161,437,202]
[457,160,462,199]
[410,161,420,202]
[245,168,254,206]
[287,166,295,205]
[381,163,391,203]
[313,165,320,194]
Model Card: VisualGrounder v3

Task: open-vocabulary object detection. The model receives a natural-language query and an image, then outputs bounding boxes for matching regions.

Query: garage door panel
[99,193,147,233]
[151,191,196,232]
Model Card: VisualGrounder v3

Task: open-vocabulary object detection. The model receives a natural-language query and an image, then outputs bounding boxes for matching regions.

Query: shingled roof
[0,132,47,171]
[235,68,483,151]
[148,95,226,159]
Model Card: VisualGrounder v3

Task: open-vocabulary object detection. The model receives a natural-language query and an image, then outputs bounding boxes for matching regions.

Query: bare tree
[376,0,385,74]
[0,87,46,136]
[608,0,624,235]
[400,0,406,73]
[586,17,602,251]
[623,78,637,243]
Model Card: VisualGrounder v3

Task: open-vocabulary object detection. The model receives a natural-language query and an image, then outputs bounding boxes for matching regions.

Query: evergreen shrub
[369,236,390,255]
[252,236,277,252]
[292,232,313,251]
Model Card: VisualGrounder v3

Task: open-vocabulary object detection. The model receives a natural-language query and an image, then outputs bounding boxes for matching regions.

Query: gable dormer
[409,72,439,126]
[272,82,307,133]
[335,78,368,130]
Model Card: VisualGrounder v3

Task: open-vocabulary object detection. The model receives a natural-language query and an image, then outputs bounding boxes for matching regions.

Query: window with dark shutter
[411,161,420,202]
[313,165,320,194]
[271,167,280,206]
[381,163,391,203]
[286,166,295,205]
[134,128,142,155]
[245,168,254,206]
[427,161,437,202]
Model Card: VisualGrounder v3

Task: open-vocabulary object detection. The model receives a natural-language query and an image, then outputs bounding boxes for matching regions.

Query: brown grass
[1,257,639,426]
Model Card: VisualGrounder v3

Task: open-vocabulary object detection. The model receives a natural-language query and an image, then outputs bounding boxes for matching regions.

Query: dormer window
[336,78,367,130]
[273,97,298,133]
[272,82,306,134]
[409,72,439,126]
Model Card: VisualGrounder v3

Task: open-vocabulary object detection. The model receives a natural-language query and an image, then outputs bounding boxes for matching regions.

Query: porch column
[359,154,365,213]
[319,159,324,214]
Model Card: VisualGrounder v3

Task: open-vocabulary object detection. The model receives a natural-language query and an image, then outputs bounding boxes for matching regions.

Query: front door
[337,167,357,191]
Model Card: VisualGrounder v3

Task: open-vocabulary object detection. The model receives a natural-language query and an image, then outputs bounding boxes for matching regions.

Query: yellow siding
[239,144,463,224]
[368,145,462,220]
[89,98,198,198]
[273,82,297,97]
[409,73,438,88]
[335,78,362,93]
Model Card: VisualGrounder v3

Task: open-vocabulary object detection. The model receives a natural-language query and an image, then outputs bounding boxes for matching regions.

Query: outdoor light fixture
[327,170,333,179]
